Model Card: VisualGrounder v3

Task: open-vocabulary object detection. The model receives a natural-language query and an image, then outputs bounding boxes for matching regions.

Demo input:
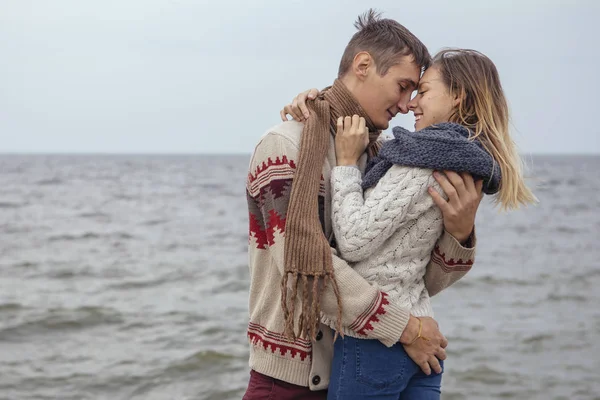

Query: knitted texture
[363,123,501,193]
[326,164,447,329]
[246,121,477,389]
[282,79,382,341]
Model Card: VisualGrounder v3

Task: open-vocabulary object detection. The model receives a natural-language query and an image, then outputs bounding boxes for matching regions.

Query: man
[243,10,481,399]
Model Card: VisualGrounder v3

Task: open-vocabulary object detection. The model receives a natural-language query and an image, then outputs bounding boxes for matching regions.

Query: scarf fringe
[280,270,343,341]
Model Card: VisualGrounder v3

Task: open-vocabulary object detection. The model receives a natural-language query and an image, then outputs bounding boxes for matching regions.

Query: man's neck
[338,75,362,101]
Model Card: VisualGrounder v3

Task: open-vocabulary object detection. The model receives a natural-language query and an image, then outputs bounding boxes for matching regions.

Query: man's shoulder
[248,121,304,169]
[257,121,304,148]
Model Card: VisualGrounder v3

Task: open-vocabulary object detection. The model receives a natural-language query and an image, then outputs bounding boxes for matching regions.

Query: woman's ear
[452,88,465,108]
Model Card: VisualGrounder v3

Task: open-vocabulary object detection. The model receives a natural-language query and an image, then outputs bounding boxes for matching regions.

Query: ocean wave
[48,232,135,242]
[2,225,32,234]
[106,276,176,290]
[446,345,478,357]
[45,268,96,279]
[570,268,600,282]
[454,365,514,385]
[36,178,64,186]
[521,333,554,344]
[0,201,25,209]
[554,225,584,234]
[0,302,25,312]
[162,350,238,374]
[546,293,587,302]
[199,183,225,190]
[48,232,102,241]
[140,219,169,226]
[207,280,247,295]
[7,261,38,268]
[0,306,123,340]
[78,212,112,220]
[473,275,536,286]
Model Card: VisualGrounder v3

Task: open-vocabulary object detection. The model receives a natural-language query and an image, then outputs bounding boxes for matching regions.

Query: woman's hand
[401,316,448,375]
[428,171,483,244]
[335,115,369,166]
[280,88,320,122]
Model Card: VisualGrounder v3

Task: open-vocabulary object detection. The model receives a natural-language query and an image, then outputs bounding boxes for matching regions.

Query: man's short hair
[338,9,431,77]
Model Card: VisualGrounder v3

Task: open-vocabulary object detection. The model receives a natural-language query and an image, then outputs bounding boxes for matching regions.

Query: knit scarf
[363,123,501,194]
[281,79,381,340]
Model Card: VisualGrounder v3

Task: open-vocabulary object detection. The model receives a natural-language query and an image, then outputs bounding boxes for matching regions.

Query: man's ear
[352,51,374,81]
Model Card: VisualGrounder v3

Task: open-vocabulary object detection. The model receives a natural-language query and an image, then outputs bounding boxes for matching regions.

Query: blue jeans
[327,335,444,400]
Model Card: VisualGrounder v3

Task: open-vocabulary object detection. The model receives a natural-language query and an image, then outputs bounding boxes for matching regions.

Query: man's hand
[400,316,448,375]
[429,171,484,244]
[280,88,320,122]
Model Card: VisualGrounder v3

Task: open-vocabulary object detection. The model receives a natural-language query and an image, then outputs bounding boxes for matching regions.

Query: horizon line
[0,151,599,157]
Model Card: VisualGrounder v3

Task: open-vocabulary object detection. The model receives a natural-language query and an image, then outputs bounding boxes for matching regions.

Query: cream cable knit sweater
[328,165,446,328]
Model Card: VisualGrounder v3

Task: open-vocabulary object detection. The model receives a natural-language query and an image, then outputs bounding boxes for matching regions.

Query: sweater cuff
[371,300,411,348]
[332,165,362,179]
[460,226,477,249]
[438,228,476,262]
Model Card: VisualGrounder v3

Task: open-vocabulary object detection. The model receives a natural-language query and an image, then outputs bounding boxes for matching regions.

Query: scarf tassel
[280,270,343,342]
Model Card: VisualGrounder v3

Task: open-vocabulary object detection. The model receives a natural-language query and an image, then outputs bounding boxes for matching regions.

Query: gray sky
[1,0,598,154]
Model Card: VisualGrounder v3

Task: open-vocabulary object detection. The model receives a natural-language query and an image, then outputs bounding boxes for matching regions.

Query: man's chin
[375,121,390,131]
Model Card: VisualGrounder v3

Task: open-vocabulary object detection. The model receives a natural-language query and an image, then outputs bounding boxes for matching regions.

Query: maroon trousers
[242,370,327,400]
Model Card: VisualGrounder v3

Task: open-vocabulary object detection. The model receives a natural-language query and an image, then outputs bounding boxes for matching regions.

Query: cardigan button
[312,375,321,385]
[316,331,323,341]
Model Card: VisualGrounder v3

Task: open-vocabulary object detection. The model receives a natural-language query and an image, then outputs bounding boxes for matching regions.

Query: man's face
[354,55,421,130]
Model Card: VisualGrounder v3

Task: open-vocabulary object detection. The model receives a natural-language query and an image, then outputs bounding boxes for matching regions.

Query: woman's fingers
[344,116,352,134]
[295,90,313,120]
[435,346,447,361]
[428,185,451,214]
[335,115,370,166]
[358,117,368,147]
[336,117,343,136]
[358,116,366,133]
[281,103,303,122]
[428,356,442,375]
[280,108,288,122]
[419,361,432,376]
[351,114,360,129]
[475,178,484,199]
[279,88,319,122]
[444,171,468,199]
[461,172,476,194]
[302,88,319,118]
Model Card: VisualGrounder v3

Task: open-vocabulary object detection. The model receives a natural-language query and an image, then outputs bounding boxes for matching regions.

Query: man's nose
[398,94,413,114]
[397,101,410,115]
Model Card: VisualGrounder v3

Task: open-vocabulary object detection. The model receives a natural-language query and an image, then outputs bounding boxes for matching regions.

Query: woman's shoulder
[380,164,435,184]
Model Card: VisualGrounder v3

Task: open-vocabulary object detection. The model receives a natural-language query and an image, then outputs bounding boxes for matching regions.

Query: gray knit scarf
[363,122,501,194]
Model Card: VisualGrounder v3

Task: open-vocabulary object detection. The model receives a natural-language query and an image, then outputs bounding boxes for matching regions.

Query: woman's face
[407,66,459,131]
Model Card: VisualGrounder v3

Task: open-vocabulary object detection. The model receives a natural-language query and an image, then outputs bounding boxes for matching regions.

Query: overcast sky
[1,0,598,154]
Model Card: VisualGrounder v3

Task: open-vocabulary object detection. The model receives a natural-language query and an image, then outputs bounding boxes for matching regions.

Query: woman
[280,49,537,399]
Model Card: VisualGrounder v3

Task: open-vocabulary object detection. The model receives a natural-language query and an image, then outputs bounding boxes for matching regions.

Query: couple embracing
[243,9,535,400]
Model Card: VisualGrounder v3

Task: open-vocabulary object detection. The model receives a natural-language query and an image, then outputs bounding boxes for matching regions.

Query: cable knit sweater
[322,164,452,334]
[246,121,477,390]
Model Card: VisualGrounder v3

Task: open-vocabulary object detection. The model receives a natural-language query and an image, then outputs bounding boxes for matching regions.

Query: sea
[0,154,598,400]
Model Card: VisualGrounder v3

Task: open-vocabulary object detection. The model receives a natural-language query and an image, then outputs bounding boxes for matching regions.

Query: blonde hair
[433,48,537,210]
